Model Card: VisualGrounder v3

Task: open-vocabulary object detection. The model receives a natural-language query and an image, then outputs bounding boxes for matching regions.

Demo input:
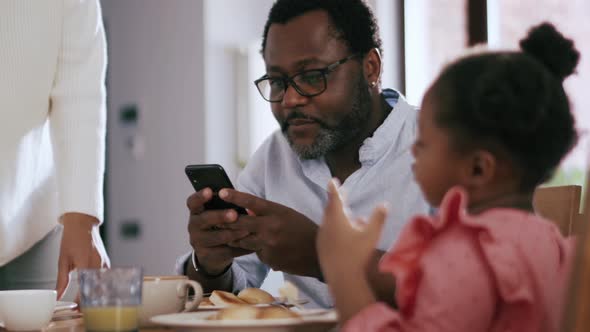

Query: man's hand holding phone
[184,164,320,278]
[186,187,253,276]
[217,189,322,278]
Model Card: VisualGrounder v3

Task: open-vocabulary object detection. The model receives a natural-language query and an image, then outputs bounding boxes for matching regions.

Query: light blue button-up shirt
[177,89,429,308]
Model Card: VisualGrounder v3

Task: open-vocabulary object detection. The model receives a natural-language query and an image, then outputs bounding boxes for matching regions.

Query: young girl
[317,22,580,331]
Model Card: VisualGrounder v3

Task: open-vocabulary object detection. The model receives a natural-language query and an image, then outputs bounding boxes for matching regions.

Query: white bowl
[0,289,57,330]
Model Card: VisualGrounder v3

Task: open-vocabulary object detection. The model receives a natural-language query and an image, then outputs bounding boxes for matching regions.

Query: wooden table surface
[1,308,339,331]
[0,310,173,332]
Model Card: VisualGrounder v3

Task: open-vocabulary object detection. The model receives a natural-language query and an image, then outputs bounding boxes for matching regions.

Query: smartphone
[185,164,247,214]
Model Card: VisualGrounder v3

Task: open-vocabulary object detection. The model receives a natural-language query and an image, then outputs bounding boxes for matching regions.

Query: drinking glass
[78,267,143,332]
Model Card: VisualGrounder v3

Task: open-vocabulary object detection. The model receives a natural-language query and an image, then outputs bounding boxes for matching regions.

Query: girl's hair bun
[519,22,580,82]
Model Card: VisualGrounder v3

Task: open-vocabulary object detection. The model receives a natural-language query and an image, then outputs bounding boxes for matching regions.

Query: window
[405,0,468,106]
[488,0,589,186]
[404,0,588,187]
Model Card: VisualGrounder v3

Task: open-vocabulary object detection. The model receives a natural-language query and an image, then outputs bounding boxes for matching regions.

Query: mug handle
[176,280,203,312]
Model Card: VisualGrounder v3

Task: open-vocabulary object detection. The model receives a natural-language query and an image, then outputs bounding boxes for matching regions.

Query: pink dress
[343,187,575,332]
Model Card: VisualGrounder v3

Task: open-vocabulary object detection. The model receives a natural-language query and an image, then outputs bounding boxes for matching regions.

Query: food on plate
[209,290,247,306]
[256,305,300,319]
[278,281,299,305]
[199,297,214,307]
[208,305,259,320]
[237,288,275,305]
[201,288,275,307]
[207,305,300,320]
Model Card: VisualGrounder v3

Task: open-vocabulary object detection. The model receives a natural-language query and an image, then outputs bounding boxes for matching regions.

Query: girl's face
[412,89,470,206]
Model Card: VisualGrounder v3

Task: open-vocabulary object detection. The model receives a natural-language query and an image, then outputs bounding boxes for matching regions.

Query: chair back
[561,165,590,331]
[533,185,584,236]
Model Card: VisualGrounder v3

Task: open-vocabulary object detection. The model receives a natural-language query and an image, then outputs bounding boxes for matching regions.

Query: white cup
[0,289,56,331]
[139,276,202,326]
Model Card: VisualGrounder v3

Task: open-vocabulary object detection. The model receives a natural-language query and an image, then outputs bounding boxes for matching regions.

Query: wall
[101,0,205,274]
[203,0,275,180]
[203,0,282,293]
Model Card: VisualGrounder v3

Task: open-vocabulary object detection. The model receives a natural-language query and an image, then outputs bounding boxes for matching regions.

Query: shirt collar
[358,88,412,165]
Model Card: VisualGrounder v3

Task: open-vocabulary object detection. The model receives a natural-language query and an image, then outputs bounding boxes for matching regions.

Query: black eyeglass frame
[253,54,360,103]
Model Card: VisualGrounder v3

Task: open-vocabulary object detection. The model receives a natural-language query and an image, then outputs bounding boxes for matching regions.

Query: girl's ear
[465,150,497,187]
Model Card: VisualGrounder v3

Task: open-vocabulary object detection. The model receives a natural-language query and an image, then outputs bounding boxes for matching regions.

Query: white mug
[0,289,56,331]
[139,276,202,326]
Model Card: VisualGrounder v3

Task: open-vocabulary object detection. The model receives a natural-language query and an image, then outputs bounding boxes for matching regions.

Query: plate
[198,298,309,311]
[54,301,77,312]
[150,309,337,332]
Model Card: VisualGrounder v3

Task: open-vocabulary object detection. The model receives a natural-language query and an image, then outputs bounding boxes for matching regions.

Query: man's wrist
[190,250,231,279]
[186,250,234,293]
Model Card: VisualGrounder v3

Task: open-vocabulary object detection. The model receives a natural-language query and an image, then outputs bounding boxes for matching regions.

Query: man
[0,0,109,297]
[179,0,429,308]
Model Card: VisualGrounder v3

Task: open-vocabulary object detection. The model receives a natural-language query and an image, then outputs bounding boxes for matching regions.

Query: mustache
[280,110,329,131]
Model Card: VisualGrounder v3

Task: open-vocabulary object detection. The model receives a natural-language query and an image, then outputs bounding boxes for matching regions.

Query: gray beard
[285,77,373,160]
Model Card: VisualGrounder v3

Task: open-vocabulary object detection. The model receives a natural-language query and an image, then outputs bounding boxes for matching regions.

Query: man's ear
[465,150,497,187]
[363,48,381,87]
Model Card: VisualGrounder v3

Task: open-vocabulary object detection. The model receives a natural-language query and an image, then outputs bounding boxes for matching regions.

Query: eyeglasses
[254,54,359,103]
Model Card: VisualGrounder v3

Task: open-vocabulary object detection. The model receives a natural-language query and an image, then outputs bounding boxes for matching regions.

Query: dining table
[0,304,339,332]
[0,309,173,332]
[0,303,338,332]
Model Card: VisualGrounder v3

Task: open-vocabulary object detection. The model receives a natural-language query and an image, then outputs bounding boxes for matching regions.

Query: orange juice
[82,306,139,332]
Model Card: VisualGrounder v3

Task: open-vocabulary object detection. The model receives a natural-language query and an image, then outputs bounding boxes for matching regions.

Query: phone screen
[185,164,247,214]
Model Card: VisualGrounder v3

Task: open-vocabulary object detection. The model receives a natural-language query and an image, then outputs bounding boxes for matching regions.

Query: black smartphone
[185,164,247,214]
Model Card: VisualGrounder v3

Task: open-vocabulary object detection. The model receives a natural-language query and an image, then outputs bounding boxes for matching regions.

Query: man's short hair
[261,0,382,57]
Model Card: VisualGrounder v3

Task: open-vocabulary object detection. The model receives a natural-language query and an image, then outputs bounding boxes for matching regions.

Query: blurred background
[99,0,589,286]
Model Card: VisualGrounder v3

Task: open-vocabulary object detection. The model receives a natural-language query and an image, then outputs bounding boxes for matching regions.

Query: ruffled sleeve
[380,187,468,316]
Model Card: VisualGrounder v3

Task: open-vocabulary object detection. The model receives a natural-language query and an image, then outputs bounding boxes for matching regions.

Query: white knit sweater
[0,0,106,266]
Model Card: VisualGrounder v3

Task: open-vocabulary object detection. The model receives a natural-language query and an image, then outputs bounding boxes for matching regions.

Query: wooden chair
[561,165,590,331]
[533,185,585,236]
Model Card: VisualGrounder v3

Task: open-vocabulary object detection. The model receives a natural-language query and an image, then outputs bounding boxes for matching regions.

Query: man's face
[263,10,372,159]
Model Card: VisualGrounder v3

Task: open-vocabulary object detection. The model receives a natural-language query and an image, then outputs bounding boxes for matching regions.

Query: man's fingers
[192,229,249,247]
[186,188,213,214]
[228,234,261,251]
[218,189,271,215]
[222,215,260,233]
[188,209,238,231]
[198,245,253,263]
[229,247,255,258]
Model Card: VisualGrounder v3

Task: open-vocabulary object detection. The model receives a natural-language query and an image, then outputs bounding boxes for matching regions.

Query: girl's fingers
[364,204,388,244]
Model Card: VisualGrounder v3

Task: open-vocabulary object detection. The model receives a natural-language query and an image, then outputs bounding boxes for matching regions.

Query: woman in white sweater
[0,0,110,298]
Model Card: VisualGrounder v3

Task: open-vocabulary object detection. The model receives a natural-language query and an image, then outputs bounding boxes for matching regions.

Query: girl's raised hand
[317,179,388,281]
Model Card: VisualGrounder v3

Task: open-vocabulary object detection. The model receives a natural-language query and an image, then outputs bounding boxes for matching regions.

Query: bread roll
[257,305,301,319]
[237,288,275,304]
[208,305,259,320]
[209,290,247,306]
[208,305,301,320]
[199,297,214,307]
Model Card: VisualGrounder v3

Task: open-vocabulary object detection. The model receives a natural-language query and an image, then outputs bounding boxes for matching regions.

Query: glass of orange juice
[78,267,143,332]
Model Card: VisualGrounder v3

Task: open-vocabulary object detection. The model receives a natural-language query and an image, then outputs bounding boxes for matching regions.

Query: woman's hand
[56,213,109,299]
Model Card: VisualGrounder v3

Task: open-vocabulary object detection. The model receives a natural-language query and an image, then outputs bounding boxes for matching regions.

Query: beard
[282,76,373,160]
